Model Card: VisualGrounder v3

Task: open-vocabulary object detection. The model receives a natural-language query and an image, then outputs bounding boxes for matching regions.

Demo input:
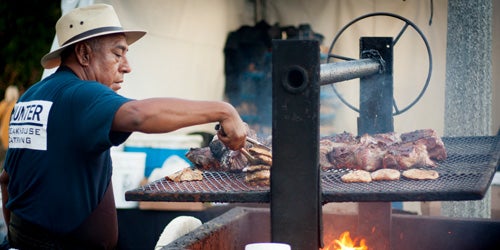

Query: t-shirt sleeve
[68,82,132,152]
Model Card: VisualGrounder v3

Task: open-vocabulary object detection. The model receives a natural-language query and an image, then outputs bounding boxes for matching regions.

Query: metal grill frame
[125,38,500,250]
[125,135,500,203]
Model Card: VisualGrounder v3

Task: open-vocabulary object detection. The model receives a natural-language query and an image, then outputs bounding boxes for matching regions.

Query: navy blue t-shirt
[4,67,132,233]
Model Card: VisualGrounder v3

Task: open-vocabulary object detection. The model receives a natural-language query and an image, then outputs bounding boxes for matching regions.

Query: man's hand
[216,121,248,151]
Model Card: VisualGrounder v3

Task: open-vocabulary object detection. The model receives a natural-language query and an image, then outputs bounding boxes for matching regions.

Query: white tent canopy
[44,0,449,136]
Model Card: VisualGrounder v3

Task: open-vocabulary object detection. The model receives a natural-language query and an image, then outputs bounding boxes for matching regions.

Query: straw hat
[41,4,146,69]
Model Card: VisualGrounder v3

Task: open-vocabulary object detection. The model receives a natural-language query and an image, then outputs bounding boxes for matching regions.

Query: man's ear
[75,42,92,66]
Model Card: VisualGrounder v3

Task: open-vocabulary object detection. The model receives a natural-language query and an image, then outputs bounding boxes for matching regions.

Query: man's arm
[0,170,10,228]
[112,98,247,150]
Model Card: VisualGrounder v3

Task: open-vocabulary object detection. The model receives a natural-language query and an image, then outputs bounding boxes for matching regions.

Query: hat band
[62,26,125,46]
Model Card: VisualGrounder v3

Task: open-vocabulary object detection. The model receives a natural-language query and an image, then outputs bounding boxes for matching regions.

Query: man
[0,4,247,249]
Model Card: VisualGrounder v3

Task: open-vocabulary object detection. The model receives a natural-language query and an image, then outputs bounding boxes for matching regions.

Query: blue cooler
[123,133,203,177]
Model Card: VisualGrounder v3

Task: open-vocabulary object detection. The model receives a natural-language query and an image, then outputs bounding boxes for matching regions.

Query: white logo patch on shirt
[9,100,52,150]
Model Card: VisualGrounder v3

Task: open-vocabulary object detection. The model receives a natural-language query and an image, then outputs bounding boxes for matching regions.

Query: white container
[245,243,291,250]
[124,133,204,149]
[111,151,147,209]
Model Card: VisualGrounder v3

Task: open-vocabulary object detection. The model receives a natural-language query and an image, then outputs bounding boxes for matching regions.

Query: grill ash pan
[125,134,500,203]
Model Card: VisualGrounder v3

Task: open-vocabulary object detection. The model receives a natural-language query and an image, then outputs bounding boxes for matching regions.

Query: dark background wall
[0,0,60,96]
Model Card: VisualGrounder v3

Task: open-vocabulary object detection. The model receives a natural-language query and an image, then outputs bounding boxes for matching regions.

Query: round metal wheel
[326,12,433,116]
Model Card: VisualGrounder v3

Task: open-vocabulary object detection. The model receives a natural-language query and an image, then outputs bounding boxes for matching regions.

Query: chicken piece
[243,148,272,186]
[242,164,271,172]
[402,169,439,180]
[371,168,401,181]
[248,147,272,166]
[166,168,203,182]
[244,169,270,186]
[341,170,372,183]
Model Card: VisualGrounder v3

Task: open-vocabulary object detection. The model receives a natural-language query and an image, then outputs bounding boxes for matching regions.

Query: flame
[323,231,368,250]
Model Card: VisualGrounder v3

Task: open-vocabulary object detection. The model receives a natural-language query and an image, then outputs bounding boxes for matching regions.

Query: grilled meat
[319,139,337,170]
[187,128,444,180]
[400,129,447,160]
[341,170,372,183]
[353,144,387,171]
[383,143,436,170]
[242,147,273,186]
[185,132,273,186]
[185,147,222,171]
[402,169,439,180]
[322,129,446,171]
[209,136,249,172]
[247,147,272,166]
[370,168,401,181]
[185,133,271,172]
[244,169,270,186]
[166,168,203,182]
[243,164,271,172]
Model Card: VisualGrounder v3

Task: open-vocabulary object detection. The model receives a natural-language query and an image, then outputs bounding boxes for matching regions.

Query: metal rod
[393,22,409,46]
[328,54,356,61]
[320,58,381,85]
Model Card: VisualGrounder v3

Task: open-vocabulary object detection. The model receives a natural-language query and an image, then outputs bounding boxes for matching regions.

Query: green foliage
[0,1,61,97]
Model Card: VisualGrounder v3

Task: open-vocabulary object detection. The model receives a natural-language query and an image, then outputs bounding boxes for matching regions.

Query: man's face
[87,34,131,92]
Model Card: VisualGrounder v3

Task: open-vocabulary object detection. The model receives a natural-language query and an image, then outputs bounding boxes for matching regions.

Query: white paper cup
[245,243,291,250]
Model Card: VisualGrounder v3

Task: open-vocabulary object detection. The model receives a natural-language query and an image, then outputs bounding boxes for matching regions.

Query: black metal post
[357,37,394,250]
[358,37,394,135]
[272,39,322,249]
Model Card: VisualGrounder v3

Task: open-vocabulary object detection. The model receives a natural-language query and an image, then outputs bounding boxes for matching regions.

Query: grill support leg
[271,39,322,249]
[358,202,392,250]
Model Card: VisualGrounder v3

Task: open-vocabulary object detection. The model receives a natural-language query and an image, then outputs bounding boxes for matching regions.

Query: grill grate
[129,171,270,202]
[125,135,500,203]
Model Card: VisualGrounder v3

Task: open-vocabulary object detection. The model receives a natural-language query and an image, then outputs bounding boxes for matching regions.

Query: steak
[186,129,446,173]
[322,129,446,171]
[400,129,447,160]
[383,143,436,170]
[185,132,271,172]
[185,147,222,171]
[185,136,248,172]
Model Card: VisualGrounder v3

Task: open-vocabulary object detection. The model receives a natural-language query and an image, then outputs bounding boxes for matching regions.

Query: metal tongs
[215,124,271,164]
[215,124,271,151]
[245,137,272,152]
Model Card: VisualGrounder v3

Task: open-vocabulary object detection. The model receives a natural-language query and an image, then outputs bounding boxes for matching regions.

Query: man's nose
[121,56,132,73]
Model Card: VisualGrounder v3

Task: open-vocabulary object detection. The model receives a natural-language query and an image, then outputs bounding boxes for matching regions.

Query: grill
[125,135,500,203]
[127,15,500,248]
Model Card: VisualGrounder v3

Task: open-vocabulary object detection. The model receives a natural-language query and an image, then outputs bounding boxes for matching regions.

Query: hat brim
[41,29,146,69]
